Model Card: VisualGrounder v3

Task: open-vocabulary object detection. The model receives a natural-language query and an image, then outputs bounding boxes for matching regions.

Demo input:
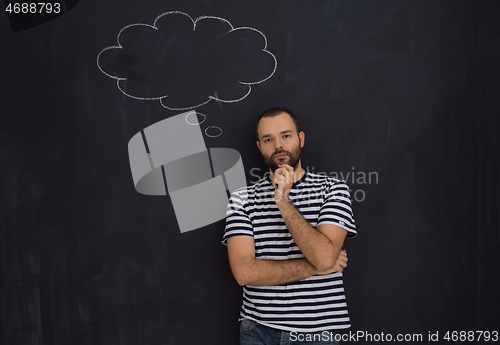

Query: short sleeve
[222,189,254,245]
[317,180,357,237]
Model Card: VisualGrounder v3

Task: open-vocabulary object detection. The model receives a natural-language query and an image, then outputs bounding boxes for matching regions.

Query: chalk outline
[96,11,277,111]
[185,111,222,136]
[204,126,223,138]
[185,111,206,125]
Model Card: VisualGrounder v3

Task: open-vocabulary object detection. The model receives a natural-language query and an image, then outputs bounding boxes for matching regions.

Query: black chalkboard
[1,1,499,344]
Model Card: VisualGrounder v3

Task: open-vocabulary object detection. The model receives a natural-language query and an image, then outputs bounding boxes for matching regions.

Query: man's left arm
[276,199,347,271]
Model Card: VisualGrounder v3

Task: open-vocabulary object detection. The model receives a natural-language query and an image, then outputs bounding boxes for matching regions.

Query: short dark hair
[256,107,300,140]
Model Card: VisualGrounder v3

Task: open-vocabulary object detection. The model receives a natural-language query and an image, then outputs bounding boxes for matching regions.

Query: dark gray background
[1,1,499,344]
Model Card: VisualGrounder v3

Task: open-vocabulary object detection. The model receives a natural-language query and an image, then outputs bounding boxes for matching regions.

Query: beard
[261,142,302,173]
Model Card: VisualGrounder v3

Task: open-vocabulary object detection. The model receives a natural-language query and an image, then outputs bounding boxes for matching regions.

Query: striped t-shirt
[222,171,357,333]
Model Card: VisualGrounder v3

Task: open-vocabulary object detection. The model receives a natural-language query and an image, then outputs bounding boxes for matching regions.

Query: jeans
[240,319,340,345]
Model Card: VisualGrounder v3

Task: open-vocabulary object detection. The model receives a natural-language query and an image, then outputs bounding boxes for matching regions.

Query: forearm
[232,257,318,286]
[276,199,340,271]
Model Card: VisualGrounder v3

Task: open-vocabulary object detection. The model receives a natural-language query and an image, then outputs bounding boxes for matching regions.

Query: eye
[283,134,290,138]
[264,138,272,143]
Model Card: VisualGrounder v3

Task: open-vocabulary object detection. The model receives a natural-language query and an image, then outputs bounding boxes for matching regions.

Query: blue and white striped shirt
[222,171,357,332]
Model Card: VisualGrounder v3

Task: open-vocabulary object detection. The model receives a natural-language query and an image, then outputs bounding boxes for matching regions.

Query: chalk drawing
[128,111,245,232]
[204,126,223,138]
[96,11,277,111]
[185,112,206,126]
[96,11,277,231]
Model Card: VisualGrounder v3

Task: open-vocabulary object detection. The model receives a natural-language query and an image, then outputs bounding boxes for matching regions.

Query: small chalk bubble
[185,112,206,125]
[205,126,223,138]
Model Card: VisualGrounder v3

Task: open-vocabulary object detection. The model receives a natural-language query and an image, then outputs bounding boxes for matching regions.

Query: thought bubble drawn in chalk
[97,11,277,110]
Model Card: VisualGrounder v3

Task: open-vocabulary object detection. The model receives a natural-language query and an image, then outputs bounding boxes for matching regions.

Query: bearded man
[222,107,357,345]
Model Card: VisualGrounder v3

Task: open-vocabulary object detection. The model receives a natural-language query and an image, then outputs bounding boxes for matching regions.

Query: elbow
[233,271,250,286]
[313,256,336,272]
[236,278,247,287]
[231,265,252,286]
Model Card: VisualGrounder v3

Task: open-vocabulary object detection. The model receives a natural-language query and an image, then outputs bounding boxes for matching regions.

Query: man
[222,108,357,344]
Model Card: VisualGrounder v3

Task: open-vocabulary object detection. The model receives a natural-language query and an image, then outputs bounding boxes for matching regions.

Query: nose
[274,137,283,150]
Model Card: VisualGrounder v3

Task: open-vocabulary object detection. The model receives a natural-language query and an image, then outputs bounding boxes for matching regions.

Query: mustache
[271,149,291,159]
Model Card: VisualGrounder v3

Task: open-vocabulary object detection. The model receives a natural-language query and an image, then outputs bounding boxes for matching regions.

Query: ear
[299,131,305,148]
[256,140,260,150]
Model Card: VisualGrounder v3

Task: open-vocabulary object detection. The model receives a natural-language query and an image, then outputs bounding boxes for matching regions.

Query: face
[256,113,304,173]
